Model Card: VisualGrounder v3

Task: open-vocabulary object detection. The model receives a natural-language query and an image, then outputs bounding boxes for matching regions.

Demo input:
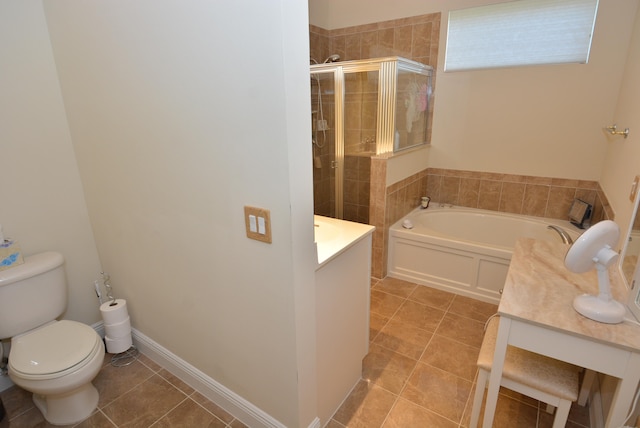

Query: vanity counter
[314,215,375,268]
[314,216,374,426]
[477,237,640,428]
[500,238,640,352]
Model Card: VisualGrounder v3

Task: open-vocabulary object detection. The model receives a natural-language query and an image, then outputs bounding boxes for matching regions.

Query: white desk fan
[565,220,626,324]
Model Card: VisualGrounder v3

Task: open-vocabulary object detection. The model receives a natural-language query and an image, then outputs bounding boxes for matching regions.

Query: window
[445,0,599,72]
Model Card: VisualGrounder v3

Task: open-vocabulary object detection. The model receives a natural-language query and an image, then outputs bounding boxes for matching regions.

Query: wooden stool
[470,317,580,428]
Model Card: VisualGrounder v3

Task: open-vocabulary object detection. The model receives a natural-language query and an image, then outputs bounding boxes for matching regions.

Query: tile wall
[344,155,371,224]
[309,13,441,66]
[310,13,441,260]
[370,167,613,279]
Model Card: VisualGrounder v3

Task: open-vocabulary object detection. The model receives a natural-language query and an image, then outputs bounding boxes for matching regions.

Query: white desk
[476,238,640,428]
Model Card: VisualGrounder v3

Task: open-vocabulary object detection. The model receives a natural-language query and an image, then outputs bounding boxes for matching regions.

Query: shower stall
[310,57,433,223]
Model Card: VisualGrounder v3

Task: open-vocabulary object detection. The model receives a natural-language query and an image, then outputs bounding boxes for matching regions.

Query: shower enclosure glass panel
[310,57,433,223]
[311,71,339,218]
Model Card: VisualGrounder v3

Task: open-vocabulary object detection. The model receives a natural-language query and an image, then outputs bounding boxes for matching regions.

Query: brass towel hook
[604,124,630,139]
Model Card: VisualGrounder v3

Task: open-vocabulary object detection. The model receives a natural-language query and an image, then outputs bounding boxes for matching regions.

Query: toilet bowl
[8,320,105,426]
[0,251,106,425]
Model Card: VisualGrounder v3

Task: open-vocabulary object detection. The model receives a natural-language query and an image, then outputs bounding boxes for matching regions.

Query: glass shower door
[310,70,340,218]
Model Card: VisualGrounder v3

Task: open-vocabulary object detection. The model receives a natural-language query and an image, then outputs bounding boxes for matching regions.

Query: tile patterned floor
[0,277,592,427]
[0,352,248,427]
[326,277,591,428]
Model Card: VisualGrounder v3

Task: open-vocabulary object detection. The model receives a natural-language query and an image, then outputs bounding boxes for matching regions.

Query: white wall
[38,1,316,426]
[601,5,640,241]
[0,1,102,325]
[309,0,638,182]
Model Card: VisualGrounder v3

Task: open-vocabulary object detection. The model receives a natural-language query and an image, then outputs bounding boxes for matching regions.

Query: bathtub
[387,205,582,304]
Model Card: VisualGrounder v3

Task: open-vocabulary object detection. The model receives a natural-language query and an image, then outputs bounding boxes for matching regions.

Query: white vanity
[314,215,375,426]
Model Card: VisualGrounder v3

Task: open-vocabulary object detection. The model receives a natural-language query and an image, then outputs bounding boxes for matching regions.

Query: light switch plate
[244,206,272,243]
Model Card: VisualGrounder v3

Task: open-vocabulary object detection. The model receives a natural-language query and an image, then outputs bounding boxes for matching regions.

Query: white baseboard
[4,322,322,428]
[130,327,290,428]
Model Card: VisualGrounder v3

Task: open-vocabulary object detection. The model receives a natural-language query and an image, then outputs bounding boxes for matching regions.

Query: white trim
[4,323,321,428]
[130,327,290,428]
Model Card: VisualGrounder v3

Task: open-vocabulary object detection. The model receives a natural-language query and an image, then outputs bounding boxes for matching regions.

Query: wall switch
[244,206,272,243]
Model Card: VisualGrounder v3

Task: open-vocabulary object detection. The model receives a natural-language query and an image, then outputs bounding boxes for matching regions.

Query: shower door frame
[311,59,389,220]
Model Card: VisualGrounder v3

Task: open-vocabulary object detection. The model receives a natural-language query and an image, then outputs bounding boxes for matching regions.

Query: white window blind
[445,0,599,72]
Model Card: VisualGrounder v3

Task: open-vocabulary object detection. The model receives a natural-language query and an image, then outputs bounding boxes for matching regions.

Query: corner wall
[0,2,102,326]
[42,1,316,426]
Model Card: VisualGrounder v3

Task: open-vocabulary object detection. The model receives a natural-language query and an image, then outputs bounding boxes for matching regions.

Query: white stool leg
[578,369,595,406]
[470,369,488,428]
[551,399,571,428]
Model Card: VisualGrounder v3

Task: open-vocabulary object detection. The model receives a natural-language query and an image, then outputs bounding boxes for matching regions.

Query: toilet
[0,251,104,426]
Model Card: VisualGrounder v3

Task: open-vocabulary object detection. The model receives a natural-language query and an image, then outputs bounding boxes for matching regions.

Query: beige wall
[3,1,317,426]
[0,2,102,325]
[601,4,640,241]
[309,0,638,181]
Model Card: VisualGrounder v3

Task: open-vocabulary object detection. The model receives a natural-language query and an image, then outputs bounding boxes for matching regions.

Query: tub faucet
[547,225,573,245]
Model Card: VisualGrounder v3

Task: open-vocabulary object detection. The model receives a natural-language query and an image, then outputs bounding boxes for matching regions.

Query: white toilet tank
[0,251,67,340]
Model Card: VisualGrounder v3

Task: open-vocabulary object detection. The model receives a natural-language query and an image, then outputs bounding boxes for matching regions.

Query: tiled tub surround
[370,167,613,279]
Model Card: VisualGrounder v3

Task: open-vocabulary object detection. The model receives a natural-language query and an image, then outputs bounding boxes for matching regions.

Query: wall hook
[604,124,629,139]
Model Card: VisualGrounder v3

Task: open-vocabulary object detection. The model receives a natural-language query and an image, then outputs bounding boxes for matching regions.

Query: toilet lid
[10,320,99,376]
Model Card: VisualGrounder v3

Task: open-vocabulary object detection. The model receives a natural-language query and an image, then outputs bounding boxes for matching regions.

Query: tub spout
[547,225,573,245]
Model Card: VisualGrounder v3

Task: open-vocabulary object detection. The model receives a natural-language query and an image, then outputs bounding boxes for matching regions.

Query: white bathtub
[387,205,582,303]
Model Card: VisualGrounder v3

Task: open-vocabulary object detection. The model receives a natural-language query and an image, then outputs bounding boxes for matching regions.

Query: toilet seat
[9,320,102,380]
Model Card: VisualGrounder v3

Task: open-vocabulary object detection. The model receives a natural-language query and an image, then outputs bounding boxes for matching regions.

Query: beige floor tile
[326,419,348,428]
[448,295,498,323]
[75,410,117,427]
[369,311,389,343]
[401,362,472,423]
[408,286,455,310]
[158,368,195,395]
[93,359,155,408]
[363,344,418,394]
[373,318,433,360]
[229,418,249,428]
[373,277,417,298]
[191,391,236,424]
[153,398,227,427]
[392,300,445,331]
[466,392,540,428]
[370,290,405,318]
[436,312,486,348]
[332,380,397,428]
[0,385,33,420]
[383,398,458,428]
[101,374,187,426]
[421,334,480,381]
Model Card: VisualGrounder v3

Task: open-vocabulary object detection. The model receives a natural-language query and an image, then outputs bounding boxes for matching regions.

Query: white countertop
[314,215,375,269]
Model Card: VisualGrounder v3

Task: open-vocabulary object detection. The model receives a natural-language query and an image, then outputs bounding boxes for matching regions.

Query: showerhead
[323,54,340,63]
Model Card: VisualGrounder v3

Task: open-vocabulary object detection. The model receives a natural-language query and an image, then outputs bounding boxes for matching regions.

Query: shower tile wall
[370,168,614,279]
[309,12,441,242]
[309,13,441,66]
[344,155,371,223]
